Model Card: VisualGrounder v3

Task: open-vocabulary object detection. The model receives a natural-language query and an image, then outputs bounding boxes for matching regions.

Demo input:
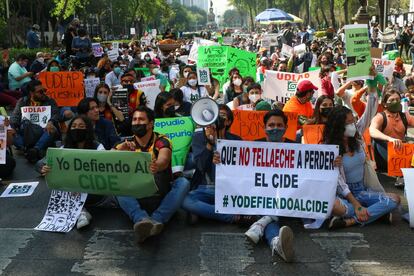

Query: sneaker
[245,222,265,244]
[395,177,405,188]
[271,226,294,262]
[76,209,92,229]
[150,220,164,236]
[328,216,346,230]
[133,218,154,243]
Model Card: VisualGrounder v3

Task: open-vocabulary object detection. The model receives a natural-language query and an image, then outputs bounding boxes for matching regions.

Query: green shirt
[8,62,31,90]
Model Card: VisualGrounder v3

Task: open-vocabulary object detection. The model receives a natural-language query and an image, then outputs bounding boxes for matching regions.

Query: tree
[223,9,244,28]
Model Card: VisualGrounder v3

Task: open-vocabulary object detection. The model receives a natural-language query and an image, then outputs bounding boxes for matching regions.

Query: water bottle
[401,97,409,113]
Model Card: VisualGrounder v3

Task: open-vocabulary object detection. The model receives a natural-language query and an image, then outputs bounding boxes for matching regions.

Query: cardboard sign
[302,124,325,144]
[387,143,414,177]
[0,182,39,197]
[372,58,395,79]
[188,38,218,62]
[196,67,211,86]
[141,76,156,82]
[215,140,339,219]
[262,34,279,46]
[344,25,372,80]
[21,106,51,128]
[111,88,129,118]
[281,44,293,58]
[223,36,234,45]
[229,110,297,141]
[39,72,84,107]
[261,37,271,49]
[371,48,383,59]
[107,49,119,62]
[134,79,161,110]
[92,43,103,57]
[112,42,120,52]
[130,28,136,35]
[84,77,100,98]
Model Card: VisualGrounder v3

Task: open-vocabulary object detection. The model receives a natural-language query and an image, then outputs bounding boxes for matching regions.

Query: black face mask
[123,84,134,91]
[320,107,333,117]
[70,129,87,143]
[164,106,176,117]
[131,124,147,138]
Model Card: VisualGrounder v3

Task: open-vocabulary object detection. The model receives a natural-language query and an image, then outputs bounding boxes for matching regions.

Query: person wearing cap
[27,24,40,49]
[283,80,317,127]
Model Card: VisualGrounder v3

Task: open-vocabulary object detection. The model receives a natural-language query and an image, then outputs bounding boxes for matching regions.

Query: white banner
[134,79,161,110]
[188,38,219,62]
[215,140,339,219]
[21,106,51,128]
[372,58,395,79]
[84,77,100,98]
[263,70,321,104]
[402,168,414,228]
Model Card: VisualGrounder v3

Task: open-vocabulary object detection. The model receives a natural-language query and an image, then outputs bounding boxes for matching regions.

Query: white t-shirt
[180,85,208,103]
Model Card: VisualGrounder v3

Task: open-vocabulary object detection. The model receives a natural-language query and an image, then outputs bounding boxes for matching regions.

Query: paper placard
[196,67,211,86]
[0,123,6,164]
[387,143,414,177]
[92,43,103,57]
[134,79,161,110]
[111,88,129,118]
[281,44,293,58]
[21,106,51,128]
[107,49,119,62]
[130,28,136,35]
[84,78,100,98]
[0,182,39,197]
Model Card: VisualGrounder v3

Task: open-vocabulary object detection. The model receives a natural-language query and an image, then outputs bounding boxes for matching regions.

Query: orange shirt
[283,96,313,118]
[371,111,414,141]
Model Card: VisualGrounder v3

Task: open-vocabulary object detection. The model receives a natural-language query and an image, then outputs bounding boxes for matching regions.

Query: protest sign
[196,67,211,86]
[112,42,120,52]
[84,77,100,98]
[188,38,218,62]
[107,49,119,61]
[34,190,87,233]
[215,140,339,219]
[344,24,372,80]
[0,182,39,197]
[372,58,395,79]
[379,30,396,45]
[21,106,51,128]
[140,51,156,60]
[130,28,136,35]
[263,70,321,104]
[111,88,129,118]
[262,34,279,46]
[261,37,271,49]
[154,117,195,173]
[198,46,257,87]
[237,104,254,111]
[151,29,157,37]
[281,44,293,57]
[401,169,414,228]
[294,44,306,56]
[229,110,297,141]
[223,36,234,45]
[387,143,414,177]
[371,48,383,59]
[45,148,157,198]
[92,43,103,57]
[0,123,6,164]
[178,55,189,65]
[39,71,84,107]
[141,76,156,82]
[134,79,161,110]
[135,67,151,77]
[302,124,325,144]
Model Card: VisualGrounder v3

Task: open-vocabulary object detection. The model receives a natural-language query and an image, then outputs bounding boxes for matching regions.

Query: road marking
[71,230,136,275]
[199,232,254,276]
[310,232,376,275]
[0,229,34,273]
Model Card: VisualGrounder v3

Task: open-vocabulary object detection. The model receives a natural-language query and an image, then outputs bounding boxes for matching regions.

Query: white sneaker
[76,209,92,229]
[271,226,294,262]
[245,222,265,244]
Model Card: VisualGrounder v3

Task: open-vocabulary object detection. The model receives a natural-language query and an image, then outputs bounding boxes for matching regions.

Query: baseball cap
[297,80,318,93]
[255,101,271,111]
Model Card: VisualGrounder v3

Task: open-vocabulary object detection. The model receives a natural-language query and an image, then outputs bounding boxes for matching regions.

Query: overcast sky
[213,0,231,15]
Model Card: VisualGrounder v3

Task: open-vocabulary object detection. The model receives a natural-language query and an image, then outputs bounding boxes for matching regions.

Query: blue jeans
[264,221,281,246]
[181,185,235,223]
[117,177,190,224]
[339,181,398,225]
[14,125,54,150]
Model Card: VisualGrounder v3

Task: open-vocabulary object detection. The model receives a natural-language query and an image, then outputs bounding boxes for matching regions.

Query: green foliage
[51,0,85,20]
[9,48,57,62]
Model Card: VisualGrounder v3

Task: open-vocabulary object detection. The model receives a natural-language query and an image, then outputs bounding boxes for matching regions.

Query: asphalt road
[1,152,414,276]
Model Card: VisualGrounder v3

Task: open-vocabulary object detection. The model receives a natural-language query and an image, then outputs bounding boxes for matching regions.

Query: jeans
[181,185,235,223]
[14,128,54,150]
[339,181,398,225]
[117,177,190,224]
[264,221,281,246]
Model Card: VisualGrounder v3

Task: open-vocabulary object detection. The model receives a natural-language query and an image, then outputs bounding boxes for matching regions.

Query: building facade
[166,0,209,12]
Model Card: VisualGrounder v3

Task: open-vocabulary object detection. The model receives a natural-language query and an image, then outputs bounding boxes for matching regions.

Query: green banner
[198,46,257,88]
[154,117,195,173]
[45,148,157,198]
[344,25,372,80]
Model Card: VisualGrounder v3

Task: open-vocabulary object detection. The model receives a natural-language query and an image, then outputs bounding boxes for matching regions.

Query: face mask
[249,94,261,103]
[50,66,59,72]
[320,107,333,117]
[145,57,151,61]
[97,94,107,103]
[233,79,242,86]
[243,86,248,93]
[152,68,159,75]
[387,101,402,113]
[131,124,148,138]
[70,129,87,143]
[114,67,122,75]
[164,106,176,117]
[188,79,198,87]
[266,128,286,142]
[37,58,44,63]
[87,75,95,79]
[344,123,357,137]
[183,71,189,78]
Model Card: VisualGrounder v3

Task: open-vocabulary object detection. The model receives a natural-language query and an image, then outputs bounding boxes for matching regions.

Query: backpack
[380,111,408,135]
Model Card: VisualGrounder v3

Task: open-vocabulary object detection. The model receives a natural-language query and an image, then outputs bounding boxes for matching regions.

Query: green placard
[135,67,150,77]
[344,25,372,80]
[154,117,195,173]
[197,46,257,89]
[45,148,157,198]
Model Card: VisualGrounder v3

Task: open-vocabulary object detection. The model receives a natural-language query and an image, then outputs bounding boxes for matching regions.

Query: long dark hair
[309,95,334,125]
[93,83,110,99]
[64,115,98,149]
[154,92,174,118]
[323,106,360,155]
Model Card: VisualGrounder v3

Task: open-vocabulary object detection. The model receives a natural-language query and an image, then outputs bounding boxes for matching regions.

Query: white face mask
[249,94,261,103]
[37,57,44,63]
[233,79,242,87]
[152,68,159,75]
[344,123,357,137]
[188,79,198,87]
[97,94,108,103]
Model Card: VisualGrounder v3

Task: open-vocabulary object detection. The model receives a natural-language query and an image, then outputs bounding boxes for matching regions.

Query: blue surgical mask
[265,128,286,142]
[114,67,122,75]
